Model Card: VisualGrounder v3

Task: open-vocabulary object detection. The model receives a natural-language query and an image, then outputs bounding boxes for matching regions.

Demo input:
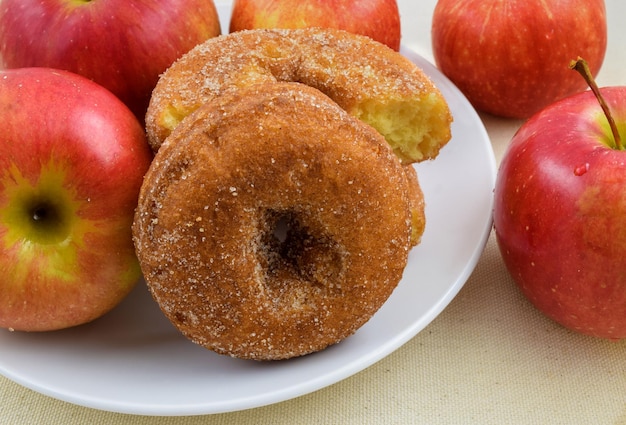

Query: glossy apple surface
[0,68,153,331]
[229,0,401,51]
[494,86,626,339]
[431,0,607,119]
[0,0,221,120]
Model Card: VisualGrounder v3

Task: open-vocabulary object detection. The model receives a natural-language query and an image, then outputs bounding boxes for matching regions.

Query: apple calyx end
[570,57,623,150]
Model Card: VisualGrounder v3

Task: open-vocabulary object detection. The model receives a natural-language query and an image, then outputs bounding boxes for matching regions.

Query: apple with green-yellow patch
[0,67,153,332]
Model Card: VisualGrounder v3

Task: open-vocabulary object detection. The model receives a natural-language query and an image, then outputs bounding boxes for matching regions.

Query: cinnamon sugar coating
[404,165,426,247]
[145,28,452,164]
[133,83,415,360]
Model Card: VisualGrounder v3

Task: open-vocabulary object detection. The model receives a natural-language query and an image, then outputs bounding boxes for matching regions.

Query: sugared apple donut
[133,82,414,360]
[145,27,452,164]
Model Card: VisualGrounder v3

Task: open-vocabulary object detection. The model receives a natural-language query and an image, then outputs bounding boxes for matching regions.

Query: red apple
[0,67,153,332]
[493,62,626,339]
[431,0,607,119]
[229,0,401,51]
[0,0,221,120]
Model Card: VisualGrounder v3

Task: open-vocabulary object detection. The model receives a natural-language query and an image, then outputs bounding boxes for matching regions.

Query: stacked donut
[133,28,452,360]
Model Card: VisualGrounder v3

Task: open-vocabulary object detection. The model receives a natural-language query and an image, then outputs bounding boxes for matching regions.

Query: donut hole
[272,214,289,244]
[260,210,345,295]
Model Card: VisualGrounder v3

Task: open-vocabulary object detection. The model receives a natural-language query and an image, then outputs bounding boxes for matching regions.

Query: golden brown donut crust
[145,28,452,164]
[404,165,426,247]
[134,82,413,360]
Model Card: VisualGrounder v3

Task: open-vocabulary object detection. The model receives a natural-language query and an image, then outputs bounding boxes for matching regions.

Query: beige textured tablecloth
[2,1,626,423]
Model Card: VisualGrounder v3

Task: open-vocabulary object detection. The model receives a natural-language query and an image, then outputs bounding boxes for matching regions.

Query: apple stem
[570,57,623,150]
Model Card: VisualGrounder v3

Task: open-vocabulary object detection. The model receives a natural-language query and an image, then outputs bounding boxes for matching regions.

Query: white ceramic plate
[0,6,496,417]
